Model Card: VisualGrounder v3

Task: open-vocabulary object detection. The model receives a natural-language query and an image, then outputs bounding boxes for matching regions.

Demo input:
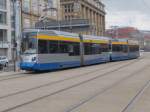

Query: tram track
[64,64,150,112]
[121,79,150,112]
[0,57,142,82]
[0,72,32,82]
[0,59,136,82]
[0,59,138,100]
[0,58,142,112]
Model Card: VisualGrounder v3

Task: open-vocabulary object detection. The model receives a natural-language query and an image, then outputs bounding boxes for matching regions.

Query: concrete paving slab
[5,56,150,112]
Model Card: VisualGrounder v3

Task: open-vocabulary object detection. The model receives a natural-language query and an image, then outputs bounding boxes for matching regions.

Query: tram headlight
[32,57,36,62]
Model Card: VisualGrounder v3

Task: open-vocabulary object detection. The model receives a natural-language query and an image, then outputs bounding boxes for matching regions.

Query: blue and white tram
[20,29,140,71]
[20,29,110,71]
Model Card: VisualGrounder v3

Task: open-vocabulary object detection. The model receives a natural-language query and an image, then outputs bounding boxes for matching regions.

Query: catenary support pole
[13,0,22,72]
[79,34,84,66]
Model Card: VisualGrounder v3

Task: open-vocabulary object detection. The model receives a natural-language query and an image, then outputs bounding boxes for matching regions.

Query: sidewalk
[0,63,16,73]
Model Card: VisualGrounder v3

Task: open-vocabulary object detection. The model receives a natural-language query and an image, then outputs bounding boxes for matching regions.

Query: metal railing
[35,19,90,29]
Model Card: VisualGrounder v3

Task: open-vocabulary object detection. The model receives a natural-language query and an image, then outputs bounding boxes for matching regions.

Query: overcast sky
[102,0,150,30]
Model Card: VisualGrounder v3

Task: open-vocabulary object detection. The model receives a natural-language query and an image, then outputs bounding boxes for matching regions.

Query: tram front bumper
[20,62,36,71]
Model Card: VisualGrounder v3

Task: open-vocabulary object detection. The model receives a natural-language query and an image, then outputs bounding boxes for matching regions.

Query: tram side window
[129,45,139,52]
[68,42,80,56]
[38,40,48,54]
[122,45,128,53]
[59,41,69,53]
[73,43,80,56]
[129,46,134,52]
[84,43,92,55]
[112,45,122,52]
[135,46,139,51]
[48,40,80,55]
[49,41,59,53]
[92,44,101,54]
[112,45,118,52]
[101,44,109,52]
[84,43,104,55]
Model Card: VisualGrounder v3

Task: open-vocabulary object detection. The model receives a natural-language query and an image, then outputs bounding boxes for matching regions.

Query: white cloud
[106,10,150,30]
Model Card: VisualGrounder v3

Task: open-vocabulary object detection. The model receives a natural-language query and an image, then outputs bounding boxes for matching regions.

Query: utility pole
[57,0,60,31]
[12,0,16,72]
[79,34,84,66]
[70,18,73,32]
[12,0,22,72]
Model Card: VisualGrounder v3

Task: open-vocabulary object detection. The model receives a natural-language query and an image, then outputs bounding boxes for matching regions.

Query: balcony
[35,19,91,32]
[0,41,10,48]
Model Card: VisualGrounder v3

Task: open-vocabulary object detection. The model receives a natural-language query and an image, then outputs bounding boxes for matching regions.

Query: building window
[23,18,31,28]
[31,0,39,14]
[64,4,74,13]
[71,15,74,19]
[11,31,15,40]
[22,0,30,13]
[38,40,49,54]
[68,5,71,12]
[68,16,70,20]
[0,29,7,41]
[0,11,7,24]
[65,16,67,19]
[64,5,67,12]
[70,4,74,12]
[0,0,6,10]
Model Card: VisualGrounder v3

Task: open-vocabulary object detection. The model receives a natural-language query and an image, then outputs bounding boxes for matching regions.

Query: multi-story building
[106,27,140,39]
[106,27,145,50]
[0,0,11,60]
[60,0,105,36]
[21,0,59,29]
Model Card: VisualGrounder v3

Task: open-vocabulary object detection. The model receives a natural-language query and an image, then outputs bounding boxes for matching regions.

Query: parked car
[0,56,9,67]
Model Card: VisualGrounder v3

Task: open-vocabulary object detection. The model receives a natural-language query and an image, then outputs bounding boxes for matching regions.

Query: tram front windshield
[21,32,37,54]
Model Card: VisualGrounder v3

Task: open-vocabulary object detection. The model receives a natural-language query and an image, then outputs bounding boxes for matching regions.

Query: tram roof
[23,29,110,39]
[111,38,128,45]
[112,38,128,42]
[23,29,111,43]
[23,29,79,38]
[128,39,139,45]
[83,35,111,41]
